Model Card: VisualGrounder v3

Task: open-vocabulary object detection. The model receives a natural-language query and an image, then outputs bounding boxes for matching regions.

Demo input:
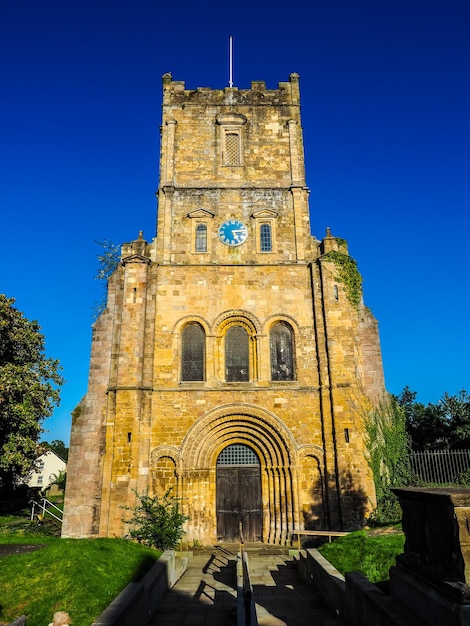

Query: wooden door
[216,466,262,542]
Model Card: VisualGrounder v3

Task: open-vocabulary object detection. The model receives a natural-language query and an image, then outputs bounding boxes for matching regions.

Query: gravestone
[392,487,470,625]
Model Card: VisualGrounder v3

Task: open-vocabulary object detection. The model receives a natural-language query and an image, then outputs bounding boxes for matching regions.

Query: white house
[27,450,66,490]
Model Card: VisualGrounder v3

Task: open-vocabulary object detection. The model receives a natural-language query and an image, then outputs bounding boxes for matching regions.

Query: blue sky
[1,1,469,445]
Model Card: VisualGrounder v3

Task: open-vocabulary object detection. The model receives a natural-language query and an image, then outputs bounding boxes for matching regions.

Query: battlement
[162,72,300,106]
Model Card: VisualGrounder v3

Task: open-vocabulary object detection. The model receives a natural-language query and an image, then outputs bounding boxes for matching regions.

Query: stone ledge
[91,550,192,626]
[295,548,425,626]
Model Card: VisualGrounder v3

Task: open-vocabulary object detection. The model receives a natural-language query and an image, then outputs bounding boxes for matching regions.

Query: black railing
[237,522,257,626]
[410,450,470,484]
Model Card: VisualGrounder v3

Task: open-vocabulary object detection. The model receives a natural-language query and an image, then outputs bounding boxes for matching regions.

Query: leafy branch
[93,240,121,320]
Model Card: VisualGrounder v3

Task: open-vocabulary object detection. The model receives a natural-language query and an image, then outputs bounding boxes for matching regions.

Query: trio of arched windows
[181,321,295,382]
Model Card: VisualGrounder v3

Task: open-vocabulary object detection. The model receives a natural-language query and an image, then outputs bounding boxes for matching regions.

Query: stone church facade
[62,73,384,544]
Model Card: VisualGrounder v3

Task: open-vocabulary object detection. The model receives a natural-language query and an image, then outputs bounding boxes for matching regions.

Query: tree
[396,386,449,450]
[442,390,470,449]
[93,239,121,319]
[51,469,67,491]
[396,387,470,451]
[0,296,64,493]
[43,439,69,462]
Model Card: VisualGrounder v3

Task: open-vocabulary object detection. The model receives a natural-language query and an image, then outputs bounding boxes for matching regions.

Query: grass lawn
[318,528,405,583]
[0,520,161,626]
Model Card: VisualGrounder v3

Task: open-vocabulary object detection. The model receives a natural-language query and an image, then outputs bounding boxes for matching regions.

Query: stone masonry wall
[63,73,383,541]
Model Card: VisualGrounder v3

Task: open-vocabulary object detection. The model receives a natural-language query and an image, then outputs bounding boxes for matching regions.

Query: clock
[218,220,248,246]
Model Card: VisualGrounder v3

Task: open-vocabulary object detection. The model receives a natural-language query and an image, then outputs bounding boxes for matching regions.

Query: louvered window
[195,223,207,252]
[181,323,205,381]
[225,325,249,382]
[225,132,241,165]
[270,322,294,381]
[217,444,259,466]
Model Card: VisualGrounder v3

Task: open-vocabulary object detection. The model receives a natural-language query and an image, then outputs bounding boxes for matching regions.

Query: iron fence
[410,450,470,484]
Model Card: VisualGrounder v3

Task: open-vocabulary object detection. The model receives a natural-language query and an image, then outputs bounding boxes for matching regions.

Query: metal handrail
[30,497,63,524]
[237,521,258,626]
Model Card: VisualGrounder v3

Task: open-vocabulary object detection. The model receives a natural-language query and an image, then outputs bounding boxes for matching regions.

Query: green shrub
[319,530,405,583]
[456,467,470,486]
[122,489,189,550]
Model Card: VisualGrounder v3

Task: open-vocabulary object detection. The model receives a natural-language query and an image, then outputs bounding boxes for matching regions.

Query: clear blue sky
[1,1,469,446]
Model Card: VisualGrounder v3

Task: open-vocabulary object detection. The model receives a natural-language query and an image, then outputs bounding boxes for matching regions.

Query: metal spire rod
[229,36,233,87]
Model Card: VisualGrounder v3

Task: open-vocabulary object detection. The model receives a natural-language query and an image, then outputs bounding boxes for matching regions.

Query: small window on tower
[224,131,241,166]
[260,223,272,252]
[195,223,207,253]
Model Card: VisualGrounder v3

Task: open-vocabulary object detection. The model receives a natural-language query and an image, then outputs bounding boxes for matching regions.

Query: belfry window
[181,323,205,381]
[224,131,241,165]
[270,322,294,381]
[260,223,272,252]
[225,325,249,382]
[195,223,207,252]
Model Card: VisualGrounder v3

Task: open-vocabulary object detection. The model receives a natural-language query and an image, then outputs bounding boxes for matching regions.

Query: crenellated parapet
[162,72,300,107]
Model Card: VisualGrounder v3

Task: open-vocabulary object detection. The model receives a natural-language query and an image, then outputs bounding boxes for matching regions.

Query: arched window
[181,323,205,381]
[260,223,272,252]
[270,322,294,381]
[225,325,249,382]
[195,223,207,252]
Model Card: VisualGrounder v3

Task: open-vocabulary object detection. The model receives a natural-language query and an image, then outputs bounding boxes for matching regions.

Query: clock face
[218,220,248,247]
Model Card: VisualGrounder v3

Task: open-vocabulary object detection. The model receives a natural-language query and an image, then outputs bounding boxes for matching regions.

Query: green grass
[0,521,161,626]
[318,529,405,583]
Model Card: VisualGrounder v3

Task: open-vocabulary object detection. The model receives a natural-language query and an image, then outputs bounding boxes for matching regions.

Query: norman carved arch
[179,404,301,543]
[149,446,181,497]
[180,404,298,470]
[212,311,262,382]
[212,309,261,335]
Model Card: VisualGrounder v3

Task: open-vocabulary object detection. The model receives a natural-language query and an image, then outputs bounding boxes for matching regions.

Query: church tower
[62,73,384,543]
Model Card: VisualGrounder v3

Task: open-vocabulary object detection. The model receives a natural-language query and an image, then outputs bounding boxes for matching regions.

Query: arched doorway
[216,444,262,542]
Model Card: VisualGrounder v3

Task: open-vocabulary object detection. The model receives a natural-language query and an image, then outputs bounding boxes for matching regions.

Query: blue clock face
[218,220,248,246]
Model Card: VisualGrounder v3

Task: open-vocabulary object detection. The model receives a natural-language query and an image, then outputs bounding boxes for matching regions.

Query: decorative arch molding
[179,404,299,470]
[150,445,182,469]
[212,310,261,335]
[263,313,300,335]
[216,113,247,126]
[297,443,325,462]
[172,315,211,336]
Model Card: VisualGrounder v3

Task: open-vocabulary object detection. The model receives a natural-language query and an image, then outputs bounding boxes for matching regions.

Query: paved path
[149,544,340,626]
